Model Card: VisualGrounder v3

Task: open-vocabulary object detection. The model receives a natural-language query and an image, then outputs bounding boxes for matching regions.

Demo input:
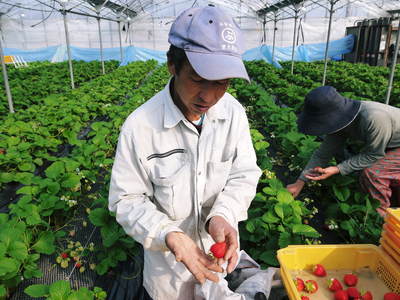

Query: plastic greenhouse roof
[0,0,398,22]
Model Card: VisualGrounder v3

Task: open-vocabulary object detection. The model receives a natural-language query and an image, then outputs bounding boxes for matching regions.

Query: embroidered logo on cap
[221,27,236,44]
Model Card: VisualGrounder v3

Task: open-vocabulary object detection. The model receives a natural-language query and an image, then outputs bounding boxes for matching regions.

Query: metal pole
[62,10,75,89]
[0,30,14,113]
[262,15,266,44]
[118,21,123,62]
[385,17,400,104]
[322,1,335,85]
[97,14,105,75]
[290,9,299,75]
[272,16,277,62]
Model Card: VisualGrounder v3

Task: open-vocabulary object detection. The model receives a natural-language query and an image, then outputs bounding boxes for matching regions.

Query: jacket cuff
[337,163,351,175]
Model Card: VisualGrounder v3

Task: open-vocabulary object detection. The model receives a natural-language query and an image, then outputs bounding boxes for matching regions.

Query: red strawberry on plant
[384,293,400,300]
[343,273,358,286]
[304,280,318,293]
[294,277,305,292]
[328,278,343,292]
[61,252,68,259]
[347,287,360,299]
[75,262,82,268]
[210,242,226,259]
[361,291,373,300]
[313,263,327,277]
[301,296,310,300]
[335,290,349,300]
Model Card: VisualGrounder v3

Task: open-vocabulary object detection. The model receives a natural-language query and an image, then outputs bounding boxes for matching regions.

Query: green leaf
[0,213,8,225]
[261,211,279,223]
[262,187,276,196]
[66,287,93,300]
[259,250,279,266]
[89,208,110,227]
[45,161,65,179]
[32,232,55,255]
[100,224,123,247]
[0,257,19,276]
[292,224,320,238]
[24,284,49,297]
[18,162,35,172]
[49,280,71,300]
[61,174,81,189]
[278,232,292,248]
[0,244,6,257]
[274,203,285,219]
[339,203,351,214]
[26,205,42,225]
[0,285,6,297]
[0,172,14,183]
[277,190,293,204]
[9,241,28,262]
[245,221,256,233]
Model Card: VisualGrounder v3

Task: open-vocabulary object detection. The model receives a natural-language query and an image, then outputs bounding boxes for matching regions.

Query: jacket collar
[163,77,228,129]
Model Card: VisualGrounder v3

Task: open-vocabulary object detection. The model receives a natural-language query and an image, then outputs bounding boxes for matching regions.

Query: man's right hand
[286,179,305,198]
[165,231,223,284]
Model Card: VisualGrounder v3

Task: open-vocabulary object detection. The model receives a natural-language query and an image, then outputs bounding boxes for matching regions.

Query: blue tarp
[4,45,167,65]
[243,34,355,68]
[3,45,58,62]
[4,35,354,67]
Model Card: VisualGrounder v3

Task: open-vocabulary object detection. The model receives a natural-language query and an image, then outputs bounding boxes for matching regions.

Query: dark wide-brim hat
[297,86,361,136]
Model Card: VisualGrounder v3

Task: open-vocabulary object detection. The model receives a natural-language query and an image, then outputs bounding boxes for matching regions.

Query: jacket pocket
[203,156,233,206]
[150,156,192,220]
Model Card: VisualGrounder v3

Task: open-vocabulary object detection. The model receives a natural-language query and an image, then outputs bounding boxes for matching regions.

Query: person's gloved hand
[286,179,305,198]
[166,231,223,284]
[207,216,238,274]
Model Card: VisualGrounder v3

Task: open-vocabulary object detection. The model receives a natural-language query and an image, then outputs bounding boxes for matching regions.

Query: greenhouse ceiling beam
[85,0,137,18]
[63,9,116,22]
[256,0,304,16]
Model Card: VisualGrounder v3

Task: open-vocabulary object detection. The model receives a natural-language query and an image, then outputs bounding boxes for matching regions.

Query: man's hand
[165,231,223,284]
[305,166,339,181]
[207,216,238,274]
[286,179,305,198]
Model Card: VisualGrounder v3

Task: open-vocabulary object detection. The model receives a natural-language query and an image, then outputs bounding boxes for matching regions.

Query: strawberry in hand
[301,296,310,300]
[313,264,327,277]
[305,279,318,293]
[209,242,227,259]
[328,278,343,292]
[343,273,358,286]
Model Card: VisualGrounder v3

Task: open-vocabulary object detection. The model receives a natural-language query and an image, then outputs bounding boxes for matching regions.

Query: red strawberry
[328,278,343,292]
[301,297,310,300]
[210,242,226,259]
[294,277,305,292]
[335,290,349,300]
[384,293,400,300]
[304,279,318,293]
[61,252,68,259]
[313,263,327,277]
[343,274,358,286]
[75,262,82,268]
[347,287,360,299]
[361,291,373,300]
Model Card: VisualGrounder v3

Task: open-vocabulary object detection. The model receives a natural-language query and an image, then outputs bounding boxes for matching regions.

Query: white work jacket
[108,80,261,300]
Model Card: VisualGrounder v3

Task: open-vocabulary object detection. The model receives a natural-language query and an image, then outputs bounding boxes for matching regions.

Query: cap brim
[186,51,250,82]
[297,99,361,136]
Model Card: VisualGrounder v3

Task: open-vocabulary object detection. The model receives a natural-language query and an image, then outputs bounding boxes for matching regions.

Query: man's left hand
[207,216,238,274]
[305,166,340,181]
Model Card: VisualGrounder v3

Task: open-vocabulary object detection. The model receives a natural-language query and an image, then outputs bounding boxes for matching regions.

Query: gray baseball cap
[168,5,250,82]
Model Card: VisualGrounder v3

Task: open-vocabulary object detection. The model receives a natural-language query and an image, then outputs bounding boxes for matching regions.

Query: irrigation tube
[118,21,123,62]
[97,14,105,75]
[0,30,14,113]
[385,17,400,105]
[62,10,75,89]
[322,1,334,85]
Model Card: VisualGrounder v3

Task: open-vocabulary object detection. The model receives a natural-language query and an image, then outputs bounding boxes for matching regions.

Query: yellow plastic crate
[277,244,400,299]
[386,208,400,231]
[380,231,400,265]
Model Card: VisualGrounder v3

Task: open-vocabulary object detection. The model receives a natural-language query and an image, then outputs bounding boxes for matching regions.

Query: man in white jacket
[108,5,261,300]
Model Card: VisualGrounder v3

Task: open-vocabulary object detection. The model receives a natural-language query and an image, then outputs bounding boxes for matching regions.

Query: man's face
[168,60,229,122]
